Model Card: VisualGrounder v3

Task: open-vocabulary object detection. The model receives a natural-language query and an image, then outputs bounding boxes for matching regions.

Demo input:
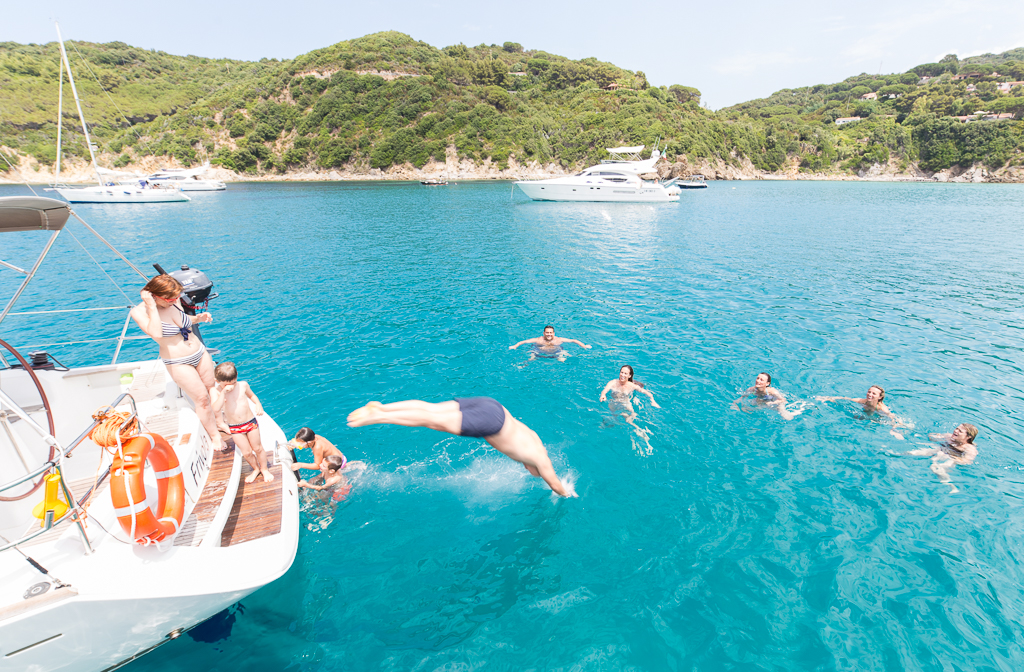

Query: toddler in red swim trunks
[212,361,273,484]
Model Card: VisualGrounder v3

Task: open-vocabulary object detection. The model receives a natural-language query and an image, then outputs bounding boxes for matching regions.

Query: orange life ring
[109,433,185,544]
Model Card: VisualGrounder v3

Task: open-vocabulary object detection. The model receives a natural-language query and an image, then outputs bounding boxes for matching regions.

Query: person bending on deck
[347,398,576,497]
[288,427,365,477]
[732,372,797,421]
[212,362,273,484]
[509,325,592,362]
[906,423,979,493]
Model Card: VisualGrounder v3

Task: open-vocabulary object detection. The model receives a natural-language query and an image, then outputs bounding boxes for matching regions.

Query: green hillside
[2,34,1023,177]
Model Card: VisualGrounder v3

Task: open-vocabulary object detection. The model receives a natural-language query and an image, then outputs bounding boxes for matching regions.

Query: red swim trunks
[229,418,258,435]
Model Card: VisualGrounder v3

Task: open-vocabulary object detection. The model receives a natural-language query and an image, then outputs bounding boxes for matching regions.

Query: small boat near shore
[515,144,681,202]
[677,174,708,189]
[420,176,449,186]
[0,195,298,670]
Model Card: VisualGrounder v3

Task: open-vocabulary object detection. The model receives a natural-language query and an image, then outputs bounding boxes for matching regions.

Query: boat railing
[0,390,137,555]
[0,305,147,368]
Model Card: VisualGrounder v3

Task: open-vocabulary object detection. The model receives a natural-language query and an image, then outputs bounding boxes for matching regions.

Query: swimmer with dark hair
[347,398,576,497]
[600,365,661,424]
[509,325,592,362]
[907,423,979,493]
[288,427,364,478]
[732,372,798,420]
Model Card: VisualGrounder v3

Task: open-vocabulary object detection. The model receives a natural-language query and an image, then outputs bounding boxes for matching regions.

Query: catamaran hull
[54,187,190,204]
[515,181,679,202]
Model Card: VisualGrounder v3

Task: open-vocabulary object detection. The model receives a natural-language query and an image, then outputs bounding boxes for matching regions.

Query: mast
[55,23,103,188]
[54,52,63,186]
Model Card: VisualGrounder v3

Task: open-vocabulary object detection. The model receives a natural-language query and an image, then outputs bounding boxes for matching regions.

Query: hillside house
[860,92,877,100]
[997,81,1024,93]
[835,117,862,125]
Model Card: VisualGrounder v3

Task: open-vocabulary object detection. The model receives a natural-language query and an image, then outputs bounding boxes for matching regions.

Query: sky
[6,1,1024,110]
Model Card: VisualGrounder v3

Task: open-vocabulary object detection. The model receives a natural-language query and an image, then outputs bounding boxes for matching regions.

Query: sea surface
[2,180,1023,671]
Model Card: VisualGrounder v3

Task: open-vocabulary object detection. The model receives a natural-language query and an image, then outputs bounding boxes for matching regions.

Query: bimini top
[0,196,71,233]
[606,145,645,154]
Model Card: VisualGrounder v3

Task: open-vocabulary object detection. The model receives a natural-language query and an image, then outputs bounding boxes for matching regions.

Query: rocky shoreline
[2,148,1023,185]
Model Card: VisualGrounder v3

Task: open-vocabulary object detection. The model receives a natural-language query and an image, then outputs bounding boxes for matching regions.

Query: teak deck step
[221,461,283,547]
[173,447,234,547]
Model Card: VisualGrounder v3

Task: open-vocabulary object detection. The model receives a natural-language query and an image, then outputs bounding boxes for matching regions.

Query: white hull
[516,181,679,202]
[178,181,226,192]
[54,186,190,203]
[1,359,299,671]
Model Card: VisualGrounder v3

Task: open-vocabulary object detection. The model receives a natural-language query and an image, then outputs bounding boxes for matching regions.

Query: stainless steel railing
[0,390,138,554]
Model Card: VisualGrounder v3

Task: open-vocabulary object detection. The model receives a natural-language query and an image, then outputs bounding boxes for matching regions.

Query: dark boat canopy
[0,196,71,233]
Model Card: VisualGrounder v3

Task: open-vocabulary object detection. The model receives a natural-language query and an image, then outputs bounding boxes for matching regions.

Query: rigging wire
[69,211,149,281]
[0,152,40,197]
[63,224,137,305]
[67,40,155,161]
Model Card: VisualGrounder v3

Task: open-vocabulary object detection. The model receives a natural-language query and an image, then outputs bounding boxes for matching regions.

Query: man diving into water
[509,325,592,362]
[347,398,576,497]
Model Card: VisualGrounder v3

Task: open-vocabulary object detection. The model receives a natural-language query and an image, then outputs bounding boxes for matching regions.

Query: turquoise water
[2,181,1023,670]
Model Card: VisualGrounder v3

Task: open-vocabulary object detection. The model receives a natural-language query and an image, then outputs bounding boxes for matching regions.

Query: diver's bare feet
[261,468,274,482]
[347,401,383,427]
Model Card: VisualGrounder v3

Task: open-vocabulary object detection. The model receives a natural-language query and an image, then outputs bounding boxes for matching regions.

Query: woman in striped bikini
[130,274,221,448]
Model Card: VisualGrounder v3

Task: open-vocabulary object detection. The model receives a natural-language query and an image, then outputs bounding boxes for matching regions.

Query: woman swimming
[130,274,221,447]
[733,372,796,420]
[599,365,661,425]
[816,385,909,438]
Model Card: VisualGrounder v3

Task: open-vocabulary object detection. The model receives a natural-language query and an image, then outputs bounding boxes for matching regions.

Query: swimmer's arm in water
[635,384,661,408]
[815,395,857,403]
[730,388,753,410]
[599,379,616,402]
[291,461,322,471]
[509,337,540,350]
[561,338,592,349]
[906,447,939,457]
[928,432,953,443]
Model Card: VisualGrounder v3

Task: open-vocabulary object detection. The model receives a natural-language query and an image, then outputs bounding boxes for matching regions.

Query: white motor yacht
[515,144,681,202]
[0,196,298,671]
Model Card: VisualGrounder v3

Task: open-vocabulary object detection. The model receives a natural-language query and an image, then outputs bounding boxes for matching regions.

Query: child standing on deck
[212,362,274,484]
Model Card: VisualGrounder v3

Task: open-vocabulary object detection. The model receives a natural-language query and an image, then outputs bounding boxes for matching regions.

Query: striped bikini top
[161,305,193,341]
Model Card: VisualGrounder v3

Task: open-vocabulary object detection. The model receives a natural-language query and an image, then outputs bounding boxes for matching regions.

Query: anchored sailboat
[48,24,189,204]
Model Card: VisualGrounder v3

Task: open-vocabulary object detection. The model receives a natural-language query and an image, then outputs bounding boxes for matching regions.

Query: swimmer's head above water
[755,372,772,391]
[619,365,634,382]
[295,427,316,448]
[866,385,885,403]
[952,423,979,445]
[543,325,555,342]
